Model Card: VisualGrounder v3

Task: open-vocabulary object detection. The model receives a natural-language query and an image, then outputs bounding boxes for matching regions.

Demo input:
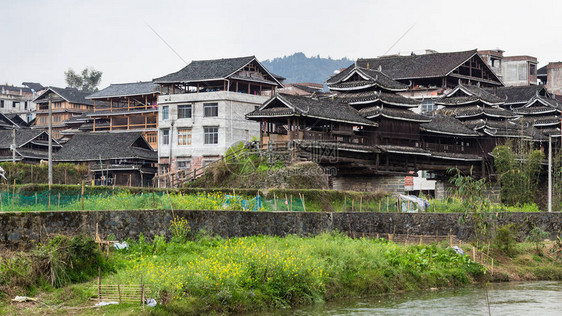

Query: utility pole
[11,128,16,163]
[548,134,552,213]
[48,94,53,189]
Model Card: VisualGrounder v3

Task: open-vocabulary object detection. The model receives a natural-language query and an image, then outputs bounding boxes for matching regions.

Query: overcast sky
[2,0,561,88]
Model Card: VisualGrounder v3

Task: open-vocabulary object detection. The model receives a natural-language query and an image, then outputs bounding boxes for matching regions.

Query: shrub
[493,224,518,257]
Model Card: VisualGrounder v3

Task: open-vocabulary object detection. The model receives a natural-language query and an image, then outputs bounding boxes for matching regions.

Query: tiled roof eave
[420,127,479,137]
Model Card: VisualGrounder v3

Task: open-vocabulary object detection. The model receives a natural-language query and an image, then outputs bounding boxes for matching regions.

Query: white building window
[177,159,191,170]
[204,126,219,144]
[178,128,192,146]
[178,104,192,119]
[203,103,218,117]
[162,129,170,145]
[162,105,169,120]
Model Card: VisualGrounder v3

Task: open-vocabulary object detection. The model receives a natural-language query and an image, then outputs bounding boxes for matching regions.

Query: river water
[252,281,562,316]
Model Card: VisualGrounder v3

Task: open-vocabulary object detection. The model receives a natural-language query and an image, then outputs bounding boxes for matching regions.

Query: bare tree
[64,67,102,93]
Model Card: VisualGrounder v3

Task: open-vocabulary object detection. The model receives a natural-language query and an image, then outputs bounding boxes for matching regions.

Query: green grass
[94,232,484,314]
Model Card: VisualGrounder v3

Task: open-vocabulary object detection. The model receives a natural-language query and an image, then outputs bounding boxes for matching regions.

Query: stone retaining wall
[1,210,560,250]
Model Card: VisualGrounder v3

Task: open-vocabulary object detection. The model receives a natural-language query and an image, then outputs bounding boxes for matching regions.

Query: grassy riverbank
[1,232,485,315]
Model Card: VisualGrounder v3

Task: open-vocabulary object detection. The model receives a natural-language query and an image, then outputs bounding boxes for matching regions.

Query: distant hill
[262,52,353,85]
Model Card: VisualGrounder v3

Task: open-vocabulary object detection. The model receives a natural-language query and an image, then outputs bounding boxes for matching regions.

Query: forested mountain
[262,52,353,84]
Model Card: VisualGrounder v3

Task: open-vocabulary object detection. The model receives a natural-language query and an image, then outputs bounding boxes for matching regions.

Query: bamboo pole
[12,179,16,211]
[35,192,37,206]
[98,267,102,300]
[118,284,121,304]
[360,195,363,212]
[379,200,381,212]
[81,181,85,210]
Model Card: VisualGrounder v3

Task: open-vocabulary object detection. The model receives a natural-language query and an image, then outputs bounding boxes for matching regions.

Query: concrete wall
[157,91,269,175]
[1,210,560,250]
[435,179,500,202]
[332,175,405,194]
[547,62,562,95]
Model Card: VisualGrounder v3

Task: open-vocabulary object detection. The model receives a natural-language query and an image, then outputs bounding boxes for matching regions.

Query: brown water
[251,281,562,316]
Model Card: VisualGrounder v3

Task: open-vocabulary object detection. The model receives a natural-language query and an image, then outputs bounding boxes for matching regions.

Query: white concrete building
[0,82,43,124]
[153,56,283,186]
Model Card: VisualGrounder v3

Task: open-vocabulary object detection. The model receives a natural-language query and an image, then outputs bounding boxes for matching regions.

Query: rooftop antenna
[146,23,189,65]
[383,23,417,56]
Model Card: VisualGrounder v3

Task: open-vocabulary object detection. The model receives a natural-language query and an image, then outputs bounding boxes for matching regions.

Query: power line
[145,23,188,65]
[383,23,417,56]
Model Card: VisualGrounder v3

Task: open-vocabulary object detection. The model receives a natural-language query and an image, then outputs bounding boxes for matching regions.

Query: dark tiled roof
[435,96,481,106]
[456,84,504,104]
[337,91,420,107]
[288,84,321,94]
[537,65,547,76]
[512,106,557,115]
[0,85,32,94]
[247,93,376,126]
[430,152,482,161]
[88,82,159,99]
[524,95,561,109]
[355,50,479,80]
[514,115,561,127]
[463,118,487,130]
[34,87,94,105]
[420,115,479,136]
[53,132,157,162]
[438,84,504,106]
[0,129,46,148]
[326,66,409,91]
[483,107,517,118]
[358,106,431,122]
[153,56,282,86]
[491,85,547,105]
[377,145,431,156]
[22,82,44,91]
[0,113,22,129]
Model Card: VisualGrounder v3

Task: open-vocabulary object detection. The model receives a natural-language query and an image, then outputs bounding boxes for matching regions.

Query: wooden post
[285,194,289,212]
[58,193,61,209]
[141,275,145,308]
[98,267,102,300]
[300,193,306,212]
[386,196,389,212]
[449,228,453,247]
[81,181,85,210]
[472,247,476,261]
[491,259,494,278]
[343,195,346,212]
[419,236,423,245]
[12,179,16,211]
[379,200,381,212]
[360,195,363,212]
[118,284,122,304]
[352,198,354,212]
[274,192,277,211]
[290,195,293,212]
